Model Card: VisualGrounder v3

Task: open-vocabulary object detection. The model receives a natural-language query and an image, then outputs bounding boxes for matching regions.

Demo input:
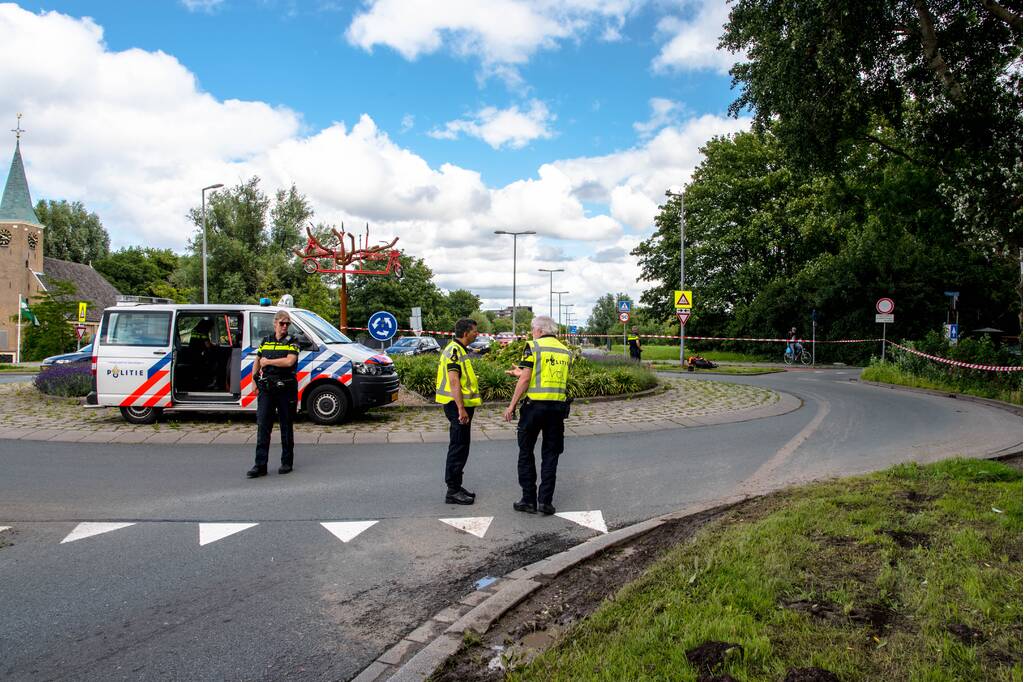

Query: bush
[35,364,92,397]
[393,353,657,402]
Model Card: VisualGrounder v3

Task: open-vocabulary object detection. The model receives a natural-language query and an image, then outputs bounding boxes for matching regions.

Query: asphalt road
[0,370,1019,681]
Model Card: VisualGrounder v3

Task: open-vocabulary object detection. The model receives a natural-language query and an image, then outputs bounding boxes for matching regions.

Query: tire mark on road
[737,390,830,495]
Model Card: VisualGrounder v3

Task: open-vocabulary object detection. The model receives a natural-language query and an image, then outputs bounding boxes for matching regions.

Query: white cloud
[429,100,554,149]
[652,0,738,74]
[346,0,640,84]
[180,0,225,13]
[633,97,684,138]
[400,113,415,133]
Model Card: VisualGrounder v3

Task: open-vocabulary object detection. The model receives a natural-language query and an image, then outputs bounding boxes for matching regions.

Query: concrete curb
[857,379,1022,416]
[355,493,751,682]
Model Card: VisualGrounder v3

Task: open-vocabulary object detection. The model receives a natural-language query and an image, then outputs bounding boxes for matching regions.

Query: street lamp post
[538,268,564,318]
[201,183,224,304]
[494,230,536,338]
[665,188,685,367]
[553,291,569,334]
[560,303,574,338]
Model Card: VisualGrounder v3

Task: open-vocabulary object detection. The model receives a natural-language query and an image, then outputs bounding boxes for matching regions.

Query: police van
[87,300,399,425]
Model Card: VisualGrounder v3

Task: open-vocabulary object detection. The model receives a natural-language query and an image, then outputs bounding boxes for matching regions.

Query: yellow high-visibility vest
[435,340,481,406]
[525,336,571,401]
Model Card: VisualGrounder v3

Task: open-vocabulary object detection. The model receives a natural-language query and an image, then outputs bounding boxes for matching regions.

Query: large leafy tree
[174,178,312,304]
[722,0,1022,261]
[345,254,450,333]
[446,289,482,319]
[20,280,77,360]
[94,247,187,301]
[35,200,110,264]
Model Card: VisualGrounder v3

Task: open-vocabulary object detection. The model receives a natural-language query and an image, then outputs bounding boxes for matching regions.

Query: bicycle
[784,344,811,365]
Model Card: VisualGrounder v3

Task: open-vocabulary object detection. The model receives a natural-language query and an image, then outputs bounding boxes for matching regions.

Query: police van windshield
[292,310,352,344]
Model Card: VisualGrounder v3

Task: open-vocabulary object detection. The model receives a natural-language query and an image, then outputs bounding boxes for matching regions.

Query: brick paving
[0,376,791,445]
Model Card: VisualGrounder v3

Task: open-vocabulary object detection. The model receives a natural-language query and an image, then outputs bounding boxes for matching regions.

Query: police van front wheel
[306,385,350,425]
[119,406,161,424]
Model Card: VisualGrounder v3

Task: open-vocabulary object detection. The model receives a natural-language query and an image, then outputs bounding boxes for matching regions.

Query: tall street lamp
[560,303,575,337]
[538,268,564,318]
[665,188,685,367]
[553,291,569,332]
[201,183,224,304]
[494,230,536,338]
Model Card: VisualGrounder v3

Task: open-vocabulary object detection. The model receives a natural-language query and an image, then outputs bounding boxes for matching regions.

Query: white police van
[87,300,399,425]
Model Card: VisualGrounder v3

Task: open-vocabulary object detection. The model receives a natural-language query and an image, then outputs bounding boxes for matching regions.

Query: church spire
[0,114,40,225]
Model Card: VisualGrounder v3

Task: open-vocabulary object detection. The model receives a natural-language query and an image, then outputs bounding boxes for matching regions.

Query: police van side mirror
[294,334,315,350]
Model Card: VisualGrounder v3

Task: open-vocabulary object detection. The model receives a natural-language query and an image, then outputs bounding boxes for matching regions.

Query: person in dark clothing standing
[503,315,572,516]
[435,318,480,505]
[247,310,299,478]
[627,326,642,362]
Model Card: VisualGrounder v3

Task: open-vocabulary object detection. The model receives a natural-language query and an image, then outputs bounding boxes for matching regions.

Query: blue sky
[2,0,749,320]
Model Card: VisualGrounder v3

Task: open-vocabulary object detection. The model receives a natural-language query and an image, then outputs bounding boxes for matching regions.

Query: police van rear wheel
[120,406,161,424]
[306,385,350,425]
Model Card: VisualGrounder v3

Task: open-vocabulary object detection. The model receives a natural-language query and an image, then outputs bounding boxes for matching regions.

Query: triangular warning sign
[676,310,691,326]
[674,290,691,307]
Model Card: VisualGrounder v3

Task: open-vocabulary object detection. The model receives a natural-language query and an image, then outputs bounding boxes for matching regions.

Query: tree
[35,200,110,263]
[174,178,311,304]
[587,293,632,335]
[94,247,187,301]
[446,289,482,319]
[345,254,450,333]
[19,280,77,360]
[722,0,1022,262]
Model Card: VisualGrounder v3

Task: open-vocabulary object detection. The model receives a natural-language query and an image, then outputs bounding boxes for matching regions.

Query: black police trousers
[516,399,566,505]
[254,380,297,468]
[443,402,475,492]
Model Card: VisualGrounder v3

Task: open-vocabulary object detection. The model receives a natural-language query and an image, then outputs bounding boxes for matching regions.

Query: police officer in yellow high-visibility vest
[627,326,642,362]
[435,318,480,505]
[503,315,572,515]
[247,310,299,478]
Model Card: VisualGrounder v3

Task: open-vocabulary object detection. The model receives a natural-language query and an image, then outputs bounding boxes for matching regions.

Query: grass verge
[609,344,772,363]
[508,458,1022,682]
[861,362,1022,405]
[655,365,782,376]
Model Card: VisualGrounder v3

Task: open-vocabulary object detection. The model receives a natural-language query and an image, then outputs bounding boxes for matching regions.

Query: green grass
[610,344,772,363]
[0,364,38,373]
[862,362,1022,405]
[509,458,1023,682]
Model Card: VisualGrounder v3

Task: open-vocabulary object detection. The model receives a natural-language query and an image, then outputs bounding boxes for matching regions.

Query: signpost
[618,310,630,358]
[410,306,422,336]
[676,310,690,326]
[77,302,87,323]
[74,324,86,341]
[368,310,398,349]
[673,290,693,365]
[876,298,895,361]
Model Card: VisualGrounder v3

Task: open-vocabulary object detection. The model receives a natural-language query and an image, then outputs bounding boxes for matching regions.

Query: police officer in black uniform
[247,310,299,478]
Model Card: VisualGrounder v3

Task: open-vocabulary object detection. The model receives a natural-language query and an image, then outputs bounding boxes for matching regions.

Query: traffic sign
[676,310,691,326]
[617,300,631,313]
[947,323,958,341]
[368,311,398,341]
[875,298,895,314]
[875,313,894,323]
[569,325,578,334]
[78,302,87,323]
[673,290,692,309]
[618,311,630,323]
[74,324,86,340]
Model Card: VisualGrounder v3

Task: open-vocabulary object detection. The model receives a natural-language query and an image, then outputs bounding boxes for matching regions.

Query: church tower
[0,115,45,361]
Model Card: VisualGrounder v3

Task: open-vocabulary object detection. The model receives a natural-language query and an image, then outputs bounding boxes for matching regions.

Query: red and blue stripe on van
[119,353,173,408]
[239,347,354,407]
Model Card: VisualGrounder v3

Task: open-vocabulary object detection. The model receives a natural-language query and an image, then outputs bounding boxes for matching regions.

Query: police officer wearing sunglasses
[247,310,300,478]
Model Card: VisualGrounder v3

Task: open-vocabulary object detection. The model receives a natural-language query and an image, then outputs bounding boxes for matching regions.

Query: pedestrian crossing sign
[617,300,631,313]
[673,290,692,309]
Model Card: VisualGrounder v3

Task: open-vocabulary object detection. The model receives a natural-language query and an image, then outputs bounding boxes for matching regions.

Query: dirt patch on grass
[431,505,737,681]
[685,640,744,674]
[783,668,841,682]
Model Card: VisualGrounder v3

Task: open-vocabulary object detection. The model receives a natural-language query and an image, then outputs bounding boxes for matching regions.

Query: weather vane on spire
[12,113,24,141]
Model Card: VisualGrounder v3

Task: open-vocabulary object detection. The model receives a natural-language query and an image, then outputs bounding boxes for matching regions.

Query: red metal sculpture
[295,223,403,279]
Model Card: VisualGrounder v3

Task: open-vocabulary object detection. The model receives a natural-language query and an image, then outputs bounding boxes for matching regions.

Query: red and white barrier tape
[581,333,876,344]
[346,326,455,337]
[887,342,1023,373]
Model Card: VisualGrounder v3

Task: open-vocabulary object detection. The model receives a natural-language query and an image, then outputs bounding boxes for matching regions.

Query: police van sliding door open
[173,312,244,403]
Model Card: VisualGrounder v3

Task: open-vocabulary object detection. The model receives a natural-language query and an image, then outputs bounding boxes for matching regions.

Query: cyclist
[787,327,804,360]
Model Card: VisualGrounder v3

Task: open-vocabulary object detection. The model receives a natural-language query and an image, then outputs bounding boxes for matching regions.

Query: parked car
[41,343,93,369]
[467,337,493,354]
[495,332,516,347]
[385,336,441,357]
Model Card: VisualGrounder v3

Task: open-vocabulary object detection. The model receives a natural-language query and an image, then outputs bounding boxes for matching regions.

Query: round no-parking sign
[618,311,630,323]
[876,298,895,315]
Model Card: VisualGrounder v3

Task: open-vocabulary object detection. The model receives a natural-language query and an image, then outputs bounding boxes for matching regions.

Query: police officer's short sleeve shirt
[258,334,299,380]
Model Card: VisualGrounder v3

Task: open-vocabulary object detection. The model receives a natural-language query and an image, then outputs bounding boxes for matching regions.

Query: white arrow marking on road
[61,522,136,544]
[321,520,378,543]
[0,526,9,533]
[198,523,258,546]
[440,517,493,539]
[556,511,608,534]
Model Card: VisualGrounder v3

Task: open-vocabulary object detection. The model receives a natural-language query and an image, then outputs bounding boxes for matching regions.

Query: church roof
[41,257,122,323]
[0,141,40,225]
